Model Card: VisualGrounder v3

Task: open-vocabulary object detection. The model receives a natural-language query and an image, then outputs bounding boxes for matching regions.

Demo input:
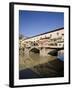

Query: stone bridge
[19,27,64,56]
[24,45,63,56]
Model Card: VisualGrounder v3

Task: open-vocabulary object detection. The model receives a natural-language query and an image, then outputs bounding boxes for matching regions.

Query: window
[62,33,64,36]
[40,37,42,39]
[57,32,59,35]
[59,44,61,46]
[50,34,52,37]
[45,35,46,38]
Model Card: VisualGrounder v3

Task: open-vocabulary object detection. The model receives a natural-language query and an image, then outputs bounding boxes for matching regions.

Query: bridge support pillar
[40,48,48,56]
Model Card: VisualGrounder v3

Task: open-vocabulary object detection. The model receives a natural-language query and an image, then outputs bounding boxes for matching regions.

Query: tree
[19,33,24,39]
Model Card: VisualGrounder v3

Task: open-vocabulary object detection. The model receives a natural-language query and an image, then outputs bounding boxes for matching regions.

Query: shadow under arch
[29,48,40,53]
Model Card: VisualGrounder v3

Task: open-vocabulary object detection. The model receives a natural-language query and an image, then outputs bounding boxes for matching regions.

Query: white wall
[0,0,72,90]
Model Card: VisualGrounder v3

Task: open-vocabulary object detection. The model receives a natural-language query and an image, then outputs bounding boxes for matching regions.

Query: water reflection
[19,52,57,70]
[19,51,64,79]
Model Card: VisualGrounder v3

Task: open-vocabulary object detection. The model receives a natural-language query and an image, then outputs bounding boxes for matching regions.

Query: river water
[19,52,57,70]
[19,51,64,79]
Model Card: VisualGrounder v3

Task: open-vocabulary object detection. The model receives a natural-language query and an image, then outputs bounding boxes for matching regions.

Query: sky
[19,10,64,37]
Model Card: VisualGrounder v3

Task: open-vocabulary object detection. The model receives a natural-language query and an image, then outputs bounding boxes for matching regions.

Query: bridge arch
[29,47,40,53]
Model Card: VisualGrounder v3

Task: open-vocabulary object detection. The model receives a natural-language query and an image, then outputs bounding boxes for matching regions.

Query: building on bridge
[19,27,64,56]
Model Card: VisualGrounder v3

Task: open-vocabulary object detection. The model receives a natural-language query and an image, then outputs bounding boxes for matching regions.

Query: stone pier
[24,47,55,56]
